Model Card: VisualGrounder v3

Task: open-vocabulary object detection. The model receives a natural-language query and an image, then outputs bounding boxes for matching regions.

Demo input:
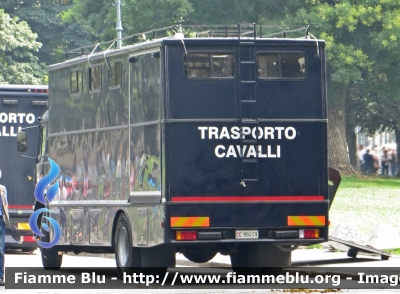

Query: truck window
[130,52,160,123]
[70,69,83,94]
[109,61,122,89]
[184,53,235,78]
[90,65,102,91]
[256,53,305,79]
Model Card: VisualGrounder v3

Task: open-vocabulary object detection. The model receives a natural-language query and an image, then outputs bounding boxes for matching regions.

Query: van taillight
[176,231,197,241]
[299,229,320,239]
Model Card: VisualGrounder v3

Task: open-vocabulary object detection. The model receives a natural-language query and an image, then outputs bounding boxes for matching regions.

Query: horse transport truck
[18,24,339,274]
[0,84,48,252]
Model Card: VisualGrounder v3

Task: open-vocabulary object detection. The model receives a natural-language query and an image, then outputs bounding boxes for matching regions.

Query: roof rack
[64,23,310,60]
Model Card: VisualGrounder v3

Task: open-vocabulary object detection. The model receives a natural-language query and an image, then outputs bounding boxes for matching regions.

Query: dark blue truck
[19,24,339,274]
[0,84,48,251]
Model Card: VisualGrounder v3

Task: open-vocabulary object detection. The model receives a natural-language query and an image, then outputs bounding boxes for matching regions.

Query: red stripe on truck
[171,196,324,202]
[8,205,32,209]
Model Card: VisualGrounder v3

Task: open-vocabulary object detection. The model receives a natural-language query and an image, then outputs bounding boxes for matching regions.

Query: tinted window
[90,65,102,91]
[130,52,160,123]
[70,70,83,94]
[185,53,235,78]
[109,61,122,88]
[256,53,305,79]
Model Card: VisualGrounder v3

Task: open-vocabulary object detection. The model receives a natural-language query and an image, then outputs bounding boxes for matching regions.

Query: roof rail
[64,23,310,60]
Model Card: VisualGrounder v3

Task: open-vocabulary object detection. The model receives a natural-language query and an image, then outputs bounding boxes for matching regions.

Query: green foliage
[0,9,47,84]
[61,0,194,42]
[0,0,95,64]
[291,2,374,91]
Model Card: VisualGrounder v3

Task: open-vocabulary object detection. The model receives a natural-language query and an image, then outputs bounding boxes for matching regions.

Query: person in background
[363,149,373,175]
[381,148,389,176]
[370,149,380,176]
[358,144,366,174]
[0,184,8,286]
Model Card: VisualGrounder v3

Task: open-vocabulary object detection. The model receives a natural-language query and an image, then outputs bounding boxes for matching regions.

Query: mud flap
[140,245,176,267]
[257,244,292,267]
[328,167,341,209]
[231,243,291,267]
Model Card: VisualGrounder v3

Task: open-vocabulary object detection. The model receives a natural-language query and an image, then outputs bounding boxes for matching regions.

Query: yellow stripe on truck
[17,223,31,230]
[170,217,210,228]
[287,216,325,226]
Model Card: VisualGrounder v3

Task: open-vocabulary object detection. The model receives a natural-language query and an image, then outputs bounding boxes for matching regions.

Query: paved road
[1,248,399,293]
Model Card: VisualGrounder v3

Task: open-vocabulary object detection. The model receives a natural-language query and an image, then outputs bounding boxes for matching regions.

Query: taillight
[176,231,197,241]
[22,236,36,243]
[29,89,47,93]
[299,229,320,239]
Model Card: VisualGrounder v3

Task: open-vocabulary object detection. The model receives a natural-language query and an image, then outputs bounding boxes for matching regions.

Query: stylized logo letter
[34,158,60,205]
[29,208,61,248]
[30,158,62,248]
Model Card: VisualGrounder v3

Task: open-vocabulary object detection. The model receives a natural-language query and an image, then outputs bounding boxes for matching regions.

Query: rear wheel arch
[111,209,130,250]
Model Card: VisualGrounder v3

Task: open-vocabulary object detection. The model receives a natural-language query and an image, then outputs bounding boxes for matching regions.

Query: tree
[288,1,384,174]
[60,0,194,42]
[0,9,47,84]
[0,0,95,65]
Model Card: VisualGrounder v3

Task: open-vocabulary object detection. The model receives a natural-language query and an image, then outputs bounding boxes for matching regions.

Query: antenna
[112,0,124,49]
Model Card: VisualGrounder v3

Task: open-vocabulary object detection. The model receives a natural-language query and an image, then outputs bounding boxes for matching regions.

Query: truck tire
[183,246,217,263]
[39,217,63,270]
[114,213,139,277]
[230,243,283,275]
[41,246,62,269]
[347,248,358,258]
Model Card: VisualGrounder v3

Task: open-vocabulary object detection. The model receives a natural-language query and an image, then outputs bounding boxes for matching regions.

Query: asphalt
[175,247,400,280]
[67,245,400,276]
[176,247,399,268]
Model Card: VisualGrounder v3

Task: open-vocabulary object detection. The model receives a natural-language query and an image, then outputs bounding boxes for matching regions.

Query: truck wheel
[230,244,283,275]
[41,246,62,269]
[347,248,358,258]
[40,222,62,269]
[183,246,217,263]
[114,213,138,277]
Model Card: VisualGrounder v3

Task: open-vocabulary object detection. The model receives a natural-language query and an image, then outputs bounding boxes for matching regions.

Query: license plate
[235,230,259,239]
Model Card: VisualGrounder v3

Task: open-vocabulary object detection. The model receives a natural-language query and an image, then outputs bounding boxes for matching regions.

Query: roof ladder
[238,24,259,186]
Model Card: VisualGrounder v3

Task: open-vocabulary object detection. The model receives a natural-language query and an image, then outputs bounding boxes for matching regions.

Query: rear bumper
[166,201,329,244]
[6,210,38,250]
[167,201,329,226]
[5,234,38,250]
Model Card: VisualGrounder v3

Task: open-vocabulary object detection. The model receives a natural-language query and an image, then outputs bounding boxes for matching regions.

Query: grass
[307,244,323,249]
[384,248,400,255]
[329,174,400,243]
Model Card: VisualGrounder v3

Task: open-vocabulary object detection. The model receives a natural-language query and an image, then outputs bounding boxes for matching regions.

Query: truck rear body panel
[0,85,47,249]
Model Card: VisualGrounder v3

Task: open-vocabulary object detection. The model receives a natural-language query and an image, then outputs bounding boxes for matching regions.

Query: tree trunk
[327,86,356,175]
[395,128,400,178]
[346,125,358,170]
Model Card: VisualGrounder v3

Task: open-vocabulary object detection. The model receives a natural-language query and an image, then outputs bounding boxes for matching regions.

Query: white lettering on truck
[0,112,35,137]
[198,126,296,159]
